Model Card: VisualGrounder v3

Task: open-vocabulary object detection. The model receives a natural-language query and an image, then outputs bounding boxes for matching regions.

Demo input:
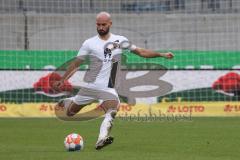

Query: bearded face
[97,25,110,36]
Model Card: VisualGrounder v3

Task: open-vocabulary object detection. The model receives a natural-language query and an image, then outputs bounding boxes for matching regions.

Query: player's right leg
[55,95,95,118]
[55,99,85,117]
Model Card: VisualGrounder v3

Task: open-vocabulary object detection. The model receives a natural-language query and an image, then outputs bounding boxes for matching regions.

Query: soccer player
[53,11,174,150]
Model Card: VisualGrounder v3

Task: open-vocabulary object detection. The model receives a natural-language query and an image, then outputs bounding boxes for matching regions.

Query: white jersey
[77,33,128,89]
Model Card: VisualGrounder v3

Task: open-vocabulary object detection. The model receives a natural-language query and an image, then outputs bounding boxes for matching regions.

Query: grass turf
[0,117,239,160]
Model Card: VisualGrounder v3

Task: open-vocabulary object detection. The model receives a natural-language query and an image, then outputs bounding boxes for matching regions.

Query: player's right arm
[52,40,90,91]
[60,58,82,82]
[52,58,82,91]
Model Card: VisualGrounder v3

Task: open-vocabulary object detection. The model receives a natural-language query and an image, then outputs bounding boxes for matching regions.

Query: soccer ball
[64,133,84,151]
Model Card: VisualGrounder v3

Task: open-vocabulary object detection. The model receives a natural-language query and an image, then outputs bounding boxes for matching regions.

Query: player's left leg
[95,99,119,150]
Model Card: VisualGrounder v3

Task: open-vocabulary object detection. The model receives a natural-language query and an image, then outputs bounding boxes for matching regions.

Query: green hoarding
[0,50,239,70]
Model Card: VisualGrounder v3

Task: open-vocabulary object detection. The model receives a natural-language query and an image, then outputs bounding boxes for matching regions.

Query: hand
[51,80,64,92]
[163,52,174,59]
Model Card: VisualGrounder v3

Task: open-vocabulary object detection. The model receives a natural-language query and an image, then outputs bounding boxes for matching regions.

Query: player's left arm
[131,47,174,59]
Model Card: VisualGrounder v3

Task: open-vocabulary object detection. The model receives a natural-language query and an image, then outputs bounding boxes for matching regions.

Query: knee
[111,99,120,110]
[101,99,119,112]
[66,110,75,117]
[111,110,117,118]
[65,103,84,117]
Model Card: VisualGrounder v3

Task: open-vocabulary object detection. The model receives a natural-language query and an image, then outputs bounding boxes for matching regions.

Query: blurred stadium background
[0,0,240,117]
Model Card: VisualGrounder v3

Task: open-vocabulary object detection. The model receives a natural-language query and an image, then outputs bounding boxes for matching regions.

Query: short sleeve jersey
[77,33,128,89]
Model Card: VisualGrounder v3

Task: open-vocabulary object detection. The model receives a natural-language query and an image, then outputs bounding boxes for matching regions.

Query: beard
[97,27,110,36]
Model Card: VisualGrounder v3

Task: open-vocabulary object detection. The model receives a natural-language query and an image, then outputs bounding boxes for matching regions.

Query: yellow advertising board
[0,102,240,118]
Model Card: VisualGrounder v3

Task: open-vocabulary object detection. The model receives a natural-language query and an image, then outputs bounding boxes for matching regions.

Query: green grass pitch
[0,117,239,160]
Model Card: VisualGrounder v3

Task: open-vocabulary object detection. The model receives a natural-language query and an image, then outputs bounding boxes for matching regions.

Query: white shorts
[68,87,120,105]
